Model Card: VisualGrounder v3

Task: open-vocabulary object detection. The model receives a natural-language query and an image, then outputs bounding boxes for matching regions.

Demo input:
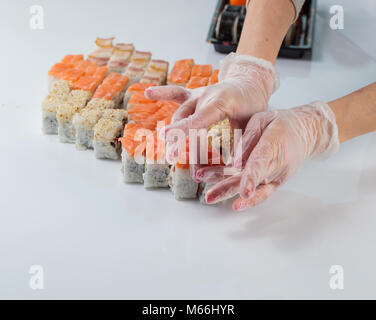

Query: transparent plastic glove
[145,53,279,161]
[201,101,340,210]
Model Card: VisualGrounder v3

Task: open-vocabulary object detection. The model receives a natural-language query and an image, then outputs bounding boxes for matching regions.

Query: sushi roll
[88,37,115,66]
[47,54,84,90]
[167,59,194,87]
[127,92,157,111]
[208,69,219,85]
[120,123,148,183]
[56,89,92,143]
[89,73,130,109]
[129,50,151,69]
[42,66,85,134]
[169,165,198,200]
[42,80,72,134]
[56,67,107,143]
[73,108,104,150]
[93,109,128,160]
[123,83,156,108]
[108,43,134,74]
[191,64,212,78]
[186,76,209,89]
[143,131,170,189]
[141,59,169,85]
[124,66,146,85]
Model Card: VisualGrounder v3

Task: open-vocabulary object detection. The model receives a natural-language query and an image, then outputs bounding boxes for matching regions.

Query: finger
[205,174,241,204]
[233,112,275,169]
[194,166,226,183]
[239,139,274,200]
[232,183,278,211]
[145,85,190,103]
[171,99,196,123]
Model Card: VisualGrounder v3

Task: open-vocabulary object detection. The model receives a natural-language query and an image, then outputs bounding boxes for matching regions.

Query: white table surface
[0,0,375,299]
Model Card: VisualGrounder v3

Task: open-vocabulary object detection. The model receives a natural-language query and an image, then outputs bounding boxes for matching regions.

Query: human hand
[144,53,279,162]
[196,101,340,210]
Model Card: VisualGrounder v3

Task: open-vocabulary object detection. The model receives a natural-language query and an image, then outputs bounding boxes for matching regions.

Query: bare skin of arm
[237,0,295,64]
[329,82,376,143]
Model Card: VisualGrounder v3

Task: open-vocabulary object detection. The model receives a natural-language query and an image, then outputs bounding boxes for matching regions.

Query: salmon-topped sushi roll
[88,37,115,66]
[186,76,209,89]
[108,43,134,74]
[127,91,157,110]
[191,64,212,78]
[167,59,194,87]
[90,73,130,109]
[93,109,128,160]
[168,142,198,200]
[48,62,72,91]
[208,69,219,85]
[61,54,84,67]
[120,123,149,183]
[76,60,99,75]
[123,83,156,108]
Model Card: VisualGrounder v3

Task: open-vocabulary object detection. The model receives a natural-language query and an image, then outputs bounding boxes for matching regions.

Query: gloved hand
[196,101,340,210]
[145,53,279,162]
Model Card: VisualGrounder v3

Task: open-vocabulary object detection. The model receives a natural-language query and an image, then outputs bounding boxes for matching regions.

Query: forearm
[328,82,376,143]
[237,0,295,64]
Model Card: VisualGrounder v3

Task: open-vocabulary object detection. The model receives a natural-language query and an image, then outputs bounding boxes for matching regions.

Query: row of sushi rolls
[42,37,232,203]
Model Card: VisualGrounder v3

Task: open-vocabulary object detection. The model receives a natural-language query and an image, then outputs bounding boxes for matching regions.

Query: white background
[0,0,375,299]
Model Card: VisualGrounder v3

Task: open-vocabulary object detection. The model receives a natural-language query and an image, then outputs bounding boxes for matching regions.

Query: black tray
[207,0,317,59]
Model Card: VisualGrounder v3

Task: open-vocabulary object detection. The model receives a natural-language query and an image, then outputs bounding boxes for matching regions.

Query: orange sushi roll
[61,54,84,67]
[48,63,72,78]
[186,76,209,89]
[208,69,219,85]
[127,91,157,109]
[76,60,98,75]
[191,64,212,78]
[167,59,194,86]
[60,68,85,84]
[72,75,104,94]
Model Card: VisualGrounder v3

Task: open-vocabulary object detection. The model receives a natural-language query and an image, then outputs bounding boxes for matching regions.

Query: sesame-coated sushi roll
[88,37,115,66]
[108,43,134,74]
[169,165,198,200]
[73,108,104,150]
[56,72,106,143]
[42,81,72,134]
[93,109,128,160]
